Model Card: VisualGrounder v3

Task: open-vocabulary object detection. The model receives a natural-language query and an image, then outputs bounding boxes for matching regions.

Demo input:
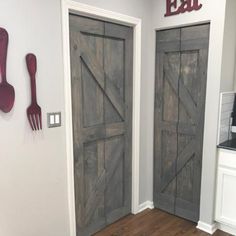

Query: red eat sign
[165,0,202,17]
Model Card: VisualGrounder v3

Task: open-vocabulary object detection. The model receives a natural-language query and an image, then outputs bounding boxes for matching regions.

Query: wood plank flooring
[94,209,231,236]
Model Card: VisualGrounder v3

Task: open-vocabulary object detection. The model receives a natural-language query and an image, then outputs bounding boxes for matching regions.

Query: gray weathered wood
[70,14,133,236]
[80,40,125,119]
[154,24,210,222]
[104,21,133,225]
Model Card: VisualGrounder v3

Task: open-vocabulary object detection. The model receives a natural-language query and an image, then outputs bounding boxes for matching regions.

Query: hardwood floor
[94,209,231,236]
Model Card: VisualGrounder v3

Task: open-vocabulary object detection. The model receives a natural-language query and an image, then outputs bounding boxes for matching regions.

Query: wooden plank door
[154,24,209,222]
[69,15,133,236]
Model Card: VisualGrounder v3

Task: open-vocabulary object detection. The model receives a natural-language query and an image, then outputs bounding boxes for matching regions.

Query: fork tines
[27,109,42,131]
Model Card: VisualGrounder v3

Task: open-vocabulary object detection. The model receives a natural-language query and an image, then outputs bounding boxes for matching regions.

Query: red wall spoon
[0,27,15,113]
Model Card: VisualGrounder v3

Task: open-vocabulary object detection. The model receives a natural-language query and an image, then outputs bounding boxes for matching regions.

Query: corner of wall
[138,201,154,213]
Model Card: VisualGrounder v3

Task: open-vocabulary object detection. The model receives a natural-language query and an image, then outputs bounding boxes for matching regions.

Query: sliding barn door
[154,24,209,222]
[69,15,133,236]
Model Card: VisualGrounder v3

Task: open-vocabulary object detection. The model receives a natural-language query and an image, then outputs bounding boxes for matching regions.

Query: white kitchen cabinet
[215,149,236,235]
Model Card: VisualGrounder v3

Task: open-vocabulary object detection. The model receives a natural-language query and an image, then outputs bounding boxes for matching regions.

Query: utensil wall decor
[0,27,15,113]
[26,53,42,131]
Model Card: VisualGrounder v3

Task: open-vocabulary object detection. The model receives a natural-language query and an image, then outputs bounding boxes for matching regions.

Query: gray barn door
[69,15,133,236]
[154,24,209,222]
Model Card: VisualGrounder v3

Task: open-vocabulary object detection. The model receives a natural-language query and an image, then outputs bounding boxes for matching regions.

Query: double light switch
[47,112,61,128]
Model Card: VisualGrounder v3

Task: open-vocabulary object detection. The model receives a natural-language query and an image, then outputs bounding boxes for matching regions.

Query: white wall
[0,0,232,235]
[0,0,153,235]
[150,0,227,226]
[221,0,236,92]
[0,1,69,236]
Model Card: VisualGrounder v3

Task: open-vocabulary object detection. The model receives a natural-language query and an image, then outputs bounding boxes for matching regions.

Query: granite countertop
[218,139,236,151]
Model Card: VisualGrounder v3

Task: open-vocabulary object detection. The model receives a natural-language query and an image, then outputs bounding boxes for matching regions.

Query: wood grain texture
[69,14,133,236]
[94,209,231,236]
[154,24,210,222]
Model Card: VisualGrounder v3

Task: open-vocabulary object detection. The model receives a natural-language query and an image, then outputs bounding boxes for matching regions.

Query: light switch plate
[47,112,61,128]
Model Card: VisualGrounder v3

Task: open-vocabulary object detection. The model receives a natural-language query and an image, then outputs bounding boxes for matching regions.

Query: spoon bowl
[0,81,15,113]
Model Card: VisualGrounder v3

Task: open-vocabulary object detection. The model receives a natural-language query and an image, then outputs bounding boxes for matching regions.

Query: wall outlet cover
[47,112,61,128]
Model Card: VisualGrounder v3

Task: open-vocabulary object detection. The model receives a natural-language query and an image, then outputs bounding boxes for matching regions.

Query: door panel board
[154,24,210,222]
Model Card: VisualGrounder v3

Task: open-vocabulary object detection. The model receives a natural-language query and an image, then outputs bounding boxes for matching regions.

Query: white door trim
[61,1,142,235]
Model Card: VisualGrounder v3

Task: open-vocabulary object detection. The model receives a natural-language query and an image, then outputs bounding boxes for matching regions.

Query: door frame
[61,1,142,235]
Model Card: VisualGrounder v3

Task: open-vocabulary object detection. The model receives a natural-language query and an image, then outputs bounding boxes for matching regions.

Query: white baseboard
[197,221,218,235]
[217,222,236,235]
[138,201,154,213]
